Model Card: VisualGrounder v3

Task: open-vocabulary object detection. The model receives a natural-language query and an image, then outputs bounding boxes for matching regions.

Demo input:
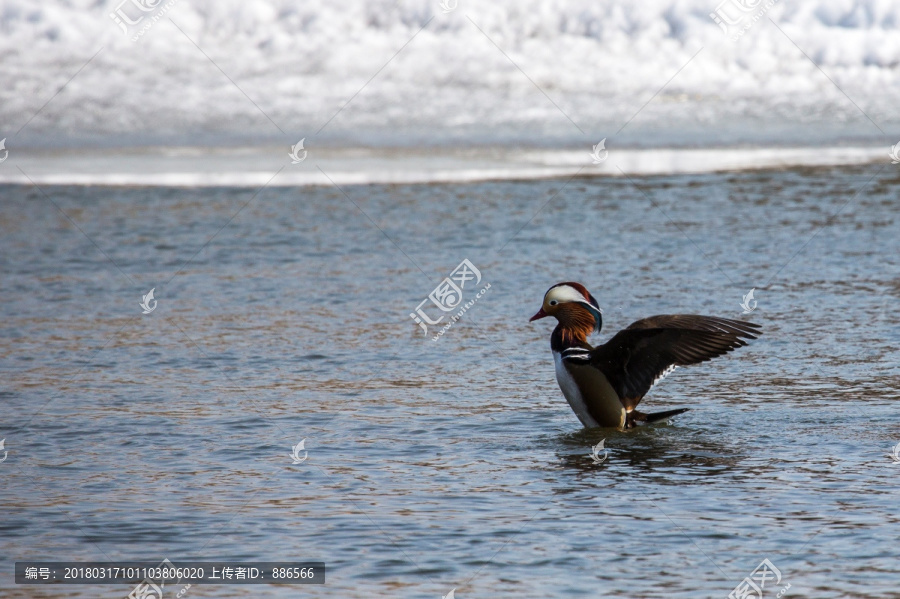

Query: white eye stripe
[545,285,588,304]
[545,285,602,312]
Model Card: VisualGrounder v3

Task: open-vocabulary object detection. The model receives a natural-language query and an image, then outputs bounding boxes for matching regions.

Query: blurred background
[1,0,898,151]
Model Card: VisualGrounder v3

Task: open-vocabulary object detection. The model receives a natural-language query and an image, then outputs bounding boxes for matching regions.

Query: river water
[1,163,899,597]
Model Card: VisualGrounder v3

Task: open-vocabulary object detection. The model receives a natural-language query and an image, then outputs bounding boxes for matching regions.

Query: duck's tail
[627,408,689,428]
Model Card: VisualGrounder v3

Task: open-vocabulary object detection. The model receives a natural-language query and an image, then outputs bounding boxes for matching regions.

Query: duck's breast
[553,351,626,428]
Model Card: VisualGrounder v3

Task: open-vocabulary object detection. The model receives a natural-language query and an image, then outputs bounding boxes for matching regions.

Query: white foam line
[0,146,888,187]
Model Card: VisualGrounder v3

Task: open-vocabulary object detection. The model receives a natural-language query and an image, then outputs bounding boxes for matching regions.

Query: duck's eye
[549,300,558,306]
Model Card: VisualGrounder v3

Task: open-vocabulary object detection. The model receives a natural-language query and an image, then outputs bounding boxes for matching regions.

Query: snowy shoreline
[0,144,890,187]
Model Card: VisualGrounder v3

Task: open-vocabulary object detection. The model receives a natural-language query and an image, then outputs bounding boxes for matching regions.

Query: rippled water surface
[2,164,899,598]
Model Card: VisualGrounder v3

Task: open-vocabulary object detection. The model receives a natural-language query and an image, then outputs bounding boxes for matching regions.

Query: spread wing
[590,315,761,410]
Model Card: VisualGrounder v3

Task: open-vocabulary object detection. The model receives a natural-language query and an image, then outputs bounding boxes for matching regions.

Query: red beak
[529,308,548,322]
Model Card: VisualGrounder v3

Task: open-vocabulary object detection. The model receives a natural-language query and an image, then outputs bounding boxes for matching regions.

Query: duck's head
[529,282,603,335]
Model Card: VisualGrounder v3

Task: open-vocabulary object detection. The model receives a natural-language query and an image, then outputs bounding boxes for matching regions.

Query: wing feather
[591,315,760,409]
